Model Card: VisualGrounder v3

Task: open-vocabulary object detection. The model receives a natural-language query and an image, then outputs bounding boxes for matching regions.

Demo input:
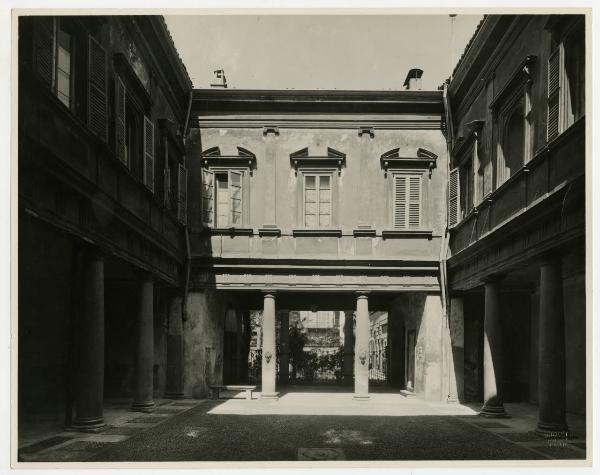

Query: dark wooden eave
[191,89,444,116]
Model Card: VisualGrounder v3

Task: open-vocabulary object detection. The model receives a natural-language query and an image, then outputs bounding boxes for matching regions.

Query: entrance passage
[247,309,390,387]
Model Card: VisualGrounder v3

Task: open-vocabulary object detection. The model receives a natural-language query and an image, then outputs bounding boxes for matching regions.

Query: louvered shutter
[202,169,214,226]
[547,47,561,141]
[177,163,188,224]
[143,116,155,191]
[393,175,407,229]
[448,168,460,227]
[35,17,55,87]
[87,35,107,141]
[115,75,127,165]
[230,170,243,226]
[408,176,421,228]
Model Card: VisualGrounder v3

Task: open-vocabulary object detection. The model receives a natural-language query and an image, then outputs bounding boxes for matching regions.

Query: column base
[352,395,370,401]
[70,416,106,432]
[536,421,570,439]
[131,401,156,413]
[260,392,279,400]
[479,403,510,418]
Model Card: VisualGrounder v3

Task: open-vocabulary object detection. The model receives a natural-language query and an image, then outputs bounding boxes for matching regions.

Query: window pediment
[290,147,346,175]
[200,146,257,171]
[380,147,437,176]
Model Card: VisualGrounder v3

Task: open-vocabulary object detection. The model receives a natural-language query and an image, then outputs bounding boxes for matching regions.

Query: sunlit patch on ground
[323,429,374,445]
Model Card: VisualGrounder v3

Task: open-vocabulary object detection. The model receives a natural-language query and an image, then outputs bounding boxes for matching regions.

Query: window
[547,19,585,141]
[202,169,244,227]
[55,25,73,108]
[303,174,332,228]
[459,158,474,219]
[393,174,422,228]
[114,73,155,192]
[503,105,526,176]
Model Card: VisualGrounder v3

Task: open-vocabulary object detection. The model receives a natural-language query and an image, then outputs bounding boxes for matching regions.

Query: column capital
[262,291,277,299]
[539,250,563,267]
[355,291,370,299]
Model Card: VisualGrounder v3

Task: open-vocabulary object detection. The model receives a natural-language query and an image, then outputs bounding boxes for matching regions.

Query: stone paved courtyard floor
[17,388,587,464]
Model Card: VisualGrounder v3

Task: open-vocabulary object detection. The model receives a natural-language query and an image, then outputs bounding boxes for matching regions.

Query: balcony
[449,118,585,258]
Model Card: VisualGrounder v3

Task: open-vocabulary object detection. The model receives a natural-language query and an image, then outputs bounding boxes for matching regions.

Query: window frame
[297,168,337,230]
[390,170,424,230]
[302,172,333,229]
[202,166,248,228]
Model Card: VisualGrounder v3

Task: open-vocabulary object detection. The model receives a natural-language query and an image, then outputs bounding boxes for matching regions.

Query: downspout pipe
[441,80,455,401]
[181,90,193,320]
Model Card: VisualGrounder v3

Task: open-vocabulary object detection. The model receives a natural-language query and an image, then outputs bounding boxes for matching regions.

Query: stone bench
[209,385,256,401]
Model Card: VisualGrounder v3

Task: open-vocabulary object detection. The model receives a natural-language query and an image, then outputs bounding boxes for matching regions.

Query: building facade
[17,14,586,439]
[446,14,585,434]
[184,87,450,400]
[18,15,192,430]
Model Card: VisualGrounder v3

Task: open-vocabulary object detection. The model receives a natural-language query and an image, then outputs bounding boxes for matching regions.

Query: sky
[165,14,483,91]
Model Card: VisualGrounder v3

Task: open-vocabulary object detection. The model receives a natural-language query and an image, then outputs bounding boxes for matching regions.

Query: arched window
[503,105,526,178]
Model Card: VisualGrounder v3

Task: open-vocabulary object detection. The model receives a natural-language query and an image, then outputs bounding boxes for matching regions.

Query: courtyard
[18,387,586,463]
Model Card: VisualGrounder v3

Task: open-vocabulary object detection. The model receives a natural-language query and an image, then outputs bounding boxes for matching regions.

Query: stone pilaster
[132,272,155,412]
[165,295,184,398]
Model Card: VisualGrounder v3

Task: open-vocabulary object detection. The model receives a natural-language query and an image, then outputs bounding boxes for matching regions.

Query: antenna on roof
[211,69,227,88]
[450,14,457,80]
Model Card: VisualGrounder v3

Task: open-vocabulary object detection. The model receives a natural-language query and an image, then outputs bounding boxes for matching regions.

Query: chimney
[403,68,423,90]
[211,69,227,88]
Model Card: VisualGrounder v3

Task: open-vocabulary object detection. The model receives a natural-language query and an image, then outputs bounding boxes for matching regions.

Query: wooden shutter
[115,75,127,165]
[35,17,55,87]
[143,116,154,191]
[448,168,460,227]
[230,170,243,226]
[393,175,407,228]
[408,176,421,228]
[177,163,188,224]
[547,47,561,141]
[202,169,214,226]
[87,35,107,141]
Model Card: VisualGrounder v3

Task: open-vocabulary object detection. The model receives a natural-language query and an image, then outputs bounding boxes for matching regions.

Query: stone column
[480,277,508,417]
[165,295,184,398]
[261,292,278,398]
[354,293,370,400]
[279,311,290,386]
[72,248,105,431]
[343,311,354,385]
[537,254,569,436]
[132,272,155,412]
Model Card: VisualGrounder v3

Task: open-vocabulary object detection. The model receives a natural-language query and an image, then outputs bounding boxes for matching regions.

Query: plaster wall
[392,292,444,402]
[183,290,243,398]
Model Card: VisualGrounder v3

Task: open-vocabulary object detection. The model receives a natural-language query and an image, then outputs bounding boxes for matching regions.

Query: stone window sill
[381,229,433,239]
[292,229,343,237]
[210,227,254,236]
